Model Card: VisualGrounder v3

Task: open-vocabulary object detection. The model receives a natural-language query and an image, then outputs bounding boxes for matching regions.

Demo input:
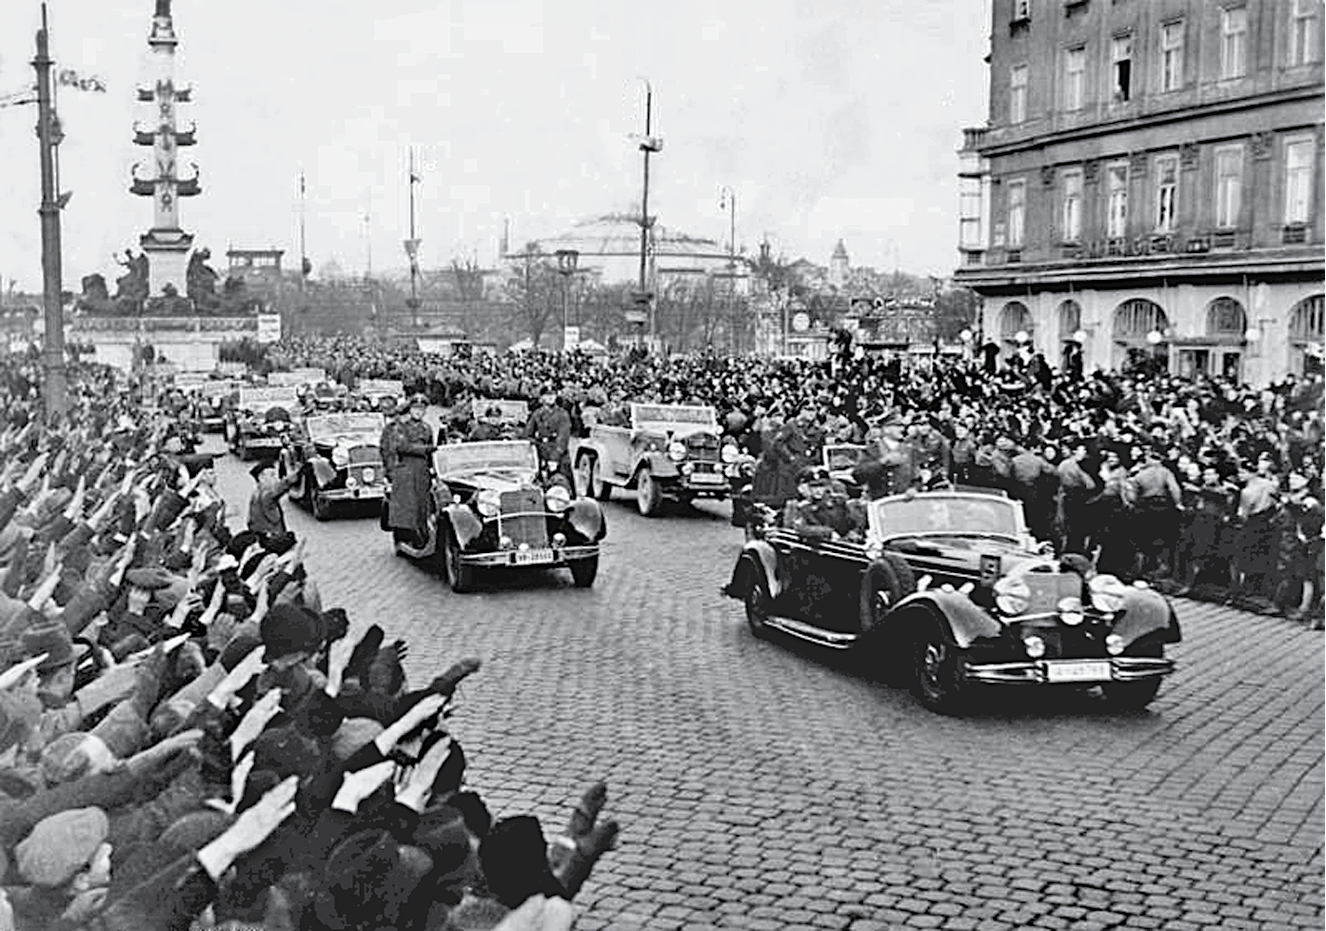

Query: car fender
[887,590,1003,649]
[737,539,782,600]
[309,456,337,488]
[444,503,484,549]
[1113,588,1182,646]
[576,439,608,468]
[638,451,679,480]
[565,498,605,541]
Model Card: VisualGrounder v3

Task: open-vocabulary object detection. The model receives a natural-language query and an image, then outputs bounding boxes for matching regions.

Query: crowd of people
[0,355,621,930]
[270,335,1324,627]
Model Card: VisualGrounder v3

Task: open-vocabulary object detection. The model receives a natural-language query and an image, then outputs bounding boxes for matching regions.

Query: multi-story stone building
[955,0,1323,385]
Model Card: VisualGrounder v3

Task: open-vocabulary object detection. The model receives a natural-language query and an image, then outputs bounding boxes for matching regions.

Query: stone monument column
[130,0,200,299]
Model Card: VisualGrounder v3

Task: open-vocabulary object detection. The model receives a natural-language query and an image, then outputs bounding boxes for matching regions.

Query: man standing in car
[525,386,574,492]
[386,394,436,547]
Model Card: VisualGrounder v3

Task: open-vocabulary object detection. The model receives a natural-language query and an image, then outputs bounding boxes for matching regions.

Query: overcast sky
[0,0,990,292]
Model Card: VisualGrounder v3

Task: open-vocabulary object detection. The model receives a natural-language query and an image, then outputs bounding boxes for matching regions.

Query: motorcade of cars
[279,411,387,520]
[225,386,300,460]
[195,380,238,433]
[575,403,734,516]
[388,439,606,593]
[357,379,406,409]
[723,488,1180,714]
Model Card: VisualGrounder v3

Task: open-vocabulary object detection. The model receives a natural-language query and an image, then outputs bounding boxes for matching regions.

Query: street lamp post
[555,249,578,350]
[33,3,67,417]
[633,80,663,352]
[718,186,737,352]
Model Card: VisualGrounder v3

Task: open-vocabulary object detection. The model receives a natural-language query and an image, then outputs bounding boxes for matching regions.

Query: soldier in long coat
[387,394,436,545]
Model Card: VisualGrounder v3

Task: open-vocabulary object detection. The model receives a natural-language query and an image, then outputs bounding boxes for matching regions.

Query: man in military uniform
[525,386,574,492]
[785,467,853,541]
[377,396,403,482]
[469,405,506,441]
[386,394,436,547]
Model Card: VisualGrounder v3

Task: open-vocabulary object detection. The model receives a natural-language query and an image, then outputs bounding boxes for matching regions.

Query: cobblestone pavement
[213,439,1324,930]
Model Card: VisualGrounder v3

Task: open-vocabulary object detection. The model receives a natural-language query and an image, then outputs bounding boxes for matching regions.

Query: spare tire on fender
[858,552,917,635]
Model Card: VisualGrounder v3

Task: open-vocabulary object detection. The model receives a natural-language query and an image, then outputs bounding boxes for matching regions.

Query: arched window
[1289,294,1325,342]
[1112,299,1168,340]
[1057,300,1082,341]
[999,301,1033,343]
[1205,297,1246,336]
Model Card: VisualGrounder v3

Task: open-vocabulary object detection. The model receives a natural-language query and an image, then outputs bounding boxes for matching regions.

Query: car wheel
[914,619,966,714]
[1099,678,1162,710]
[311,491,332,521]
[589,457,612,501]
[442,530,474,593]
[636,467,662,517]
[744,570,772,639]
[569,555,598,588]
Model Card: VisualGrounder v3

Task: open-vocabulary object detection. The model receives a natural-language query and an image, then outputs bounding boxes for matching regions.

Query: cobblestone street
[216,442,1324,930]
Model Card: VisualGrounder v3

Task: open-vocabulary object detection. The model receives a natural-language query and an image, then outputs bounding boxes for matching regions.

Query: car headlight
[332,445,350,466]
[545,484,572,513]
[1057,595,1085,626]
[668,441,687,461]
[346,476,359,488]
[993,577,1031,616]
[681,462,694,475]
[1023,634,1046,658]
[361,467,375,484]
[721,444,739,464]
[476,489,500,517]
[1105,634,1125,655]
[1089,574,1129,613]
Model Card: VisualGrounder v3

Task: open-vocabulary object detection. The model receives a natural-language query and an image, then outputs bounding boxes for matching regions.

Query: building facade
[955,0,1324,385]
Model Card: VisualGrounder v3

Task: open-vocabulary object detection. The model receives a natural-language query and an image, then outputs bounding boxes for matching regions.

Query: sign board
[256,313,282,344]
[216,361,247,376]
[174,372,211,390]
[630,403,718,434]
[358,379,405,402]
[791,311,811,333]
[470,398,529,424]
[563,326,580,350]
[268,369,326,388]
[237,386,298,413]
[291,367,326,383]
[199,379,237,399]
[624,309,648,326]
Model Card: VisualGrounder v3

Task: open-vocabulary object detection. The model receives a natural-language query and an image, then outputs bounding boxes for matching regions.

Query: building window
[1206,297,1247,335]
[1154,154,1178,232]
[1061,169,1083,240]
[960,178,983,247]
[1013,0,1032,22]
[1215,146,1243,228]
[1290,0,1321,66]
[1160,21,1184,91]
[1111,34,1132,101]
[1007,179,1026,246]
[1285,137,1314,225]
[1009,64,1029,124]
[1064,46,1086,110]
[1106,162,1128,237]
[1221,6,1248,79]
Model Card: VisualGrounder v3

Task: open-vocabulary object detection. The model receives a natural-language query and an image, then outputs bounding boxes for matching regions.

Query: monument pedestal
[141,229,193,296]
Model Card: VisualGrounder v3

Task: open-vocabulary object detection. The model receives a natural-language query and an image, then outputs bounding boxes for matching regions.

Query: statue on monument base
[187,247,221,313]
[112,249,150,315]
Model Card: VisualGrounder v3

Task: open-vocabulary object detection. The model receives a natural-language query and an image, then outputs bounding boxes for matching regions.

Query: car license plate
[1045,661,1112,683]
[690,472,725,484]
[512,548,553,565]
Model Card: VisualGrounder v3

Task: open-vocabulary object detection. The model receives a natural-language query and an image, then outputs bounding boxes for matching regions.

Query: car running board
[762,616,859,650]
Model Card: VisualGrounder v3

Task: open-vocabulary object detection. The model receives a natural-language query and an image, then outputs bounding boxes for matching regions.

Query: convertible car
[280,411,387,520]
[389,440,606,592]
[723,489,1180,714]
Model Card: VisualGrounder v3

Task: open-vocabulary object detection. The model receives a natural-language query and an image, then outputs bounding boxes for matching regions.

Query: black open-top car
[390,440,606,592]
[723,489,1180,714]
[281,411,387,520]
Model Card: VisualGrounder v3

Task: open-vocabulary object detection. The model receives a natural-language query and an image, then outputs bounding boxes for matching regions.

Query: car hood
[312,434,379,448]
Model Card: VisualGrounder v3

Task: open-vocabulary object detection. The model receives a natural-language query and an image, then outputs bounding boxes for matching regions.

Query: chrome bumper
[461,544,599,568]
[320,486,385,501]
[964,656,1176,685]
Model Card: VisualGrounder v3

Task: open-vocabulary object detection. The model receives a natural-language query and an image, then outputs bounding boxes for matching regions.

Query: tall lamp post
[718,186,737,351]
[632,79,663,352]
[33,3,67,417]
[404,147,422,329]
[555,249,578,350]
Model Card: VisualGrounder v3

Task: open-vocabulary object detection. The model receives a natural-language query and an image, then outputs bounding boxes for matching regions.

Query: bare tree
[502,243,559,347]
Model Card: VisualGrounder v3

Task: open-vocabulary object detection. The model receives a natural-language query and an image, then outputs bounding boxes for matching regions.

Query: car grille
[686,433,721,462]
[349,446,380,464]
[498,489,549,548]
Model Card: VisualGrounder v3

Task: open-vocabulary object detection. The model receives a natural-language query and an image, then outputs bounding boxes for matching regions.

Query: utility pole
[33,3,67,418]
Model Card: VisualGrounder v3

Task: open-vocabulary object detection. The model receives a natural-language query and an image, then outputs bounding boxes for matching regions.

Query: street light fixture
[632,79,662,352]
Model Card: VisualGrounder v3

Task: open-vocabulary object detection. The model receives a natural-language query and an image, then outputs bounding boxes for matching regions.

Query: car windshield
[630,404,717,432]
[870,495,1021,538]
[306,413,385,441]
[434,440,539,476]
